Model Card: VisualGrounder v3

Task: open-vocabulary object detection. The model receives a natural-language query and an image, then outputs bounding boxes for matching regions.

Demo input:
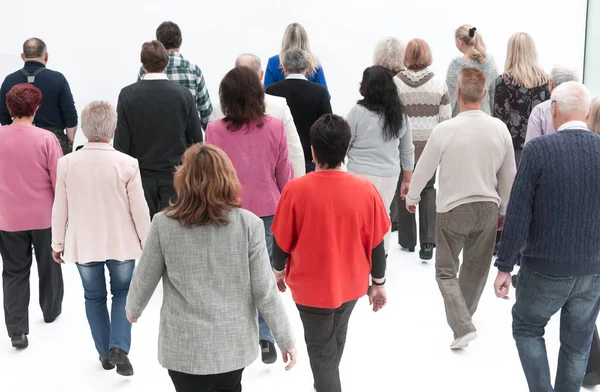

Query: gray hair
[373,37,404,74]
[81,101,117,141]
[235,53,262,75]
[551,81,592,116]
[550,65,579,88]
[282,48,309,75]
[23,38,47,59]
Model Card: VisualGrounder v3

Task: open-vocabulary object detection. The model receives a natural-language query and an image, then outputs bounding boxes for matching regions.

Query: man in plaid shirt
[139,21,213,129]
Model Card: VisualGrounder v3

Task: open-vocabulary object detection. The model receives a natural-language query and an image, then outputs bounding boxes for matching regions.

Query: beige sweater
[406,110,516,214]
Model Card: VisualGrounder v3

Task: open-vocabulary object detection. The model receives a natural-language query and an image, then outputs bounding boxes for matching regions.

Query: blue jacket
[264,55,329,95]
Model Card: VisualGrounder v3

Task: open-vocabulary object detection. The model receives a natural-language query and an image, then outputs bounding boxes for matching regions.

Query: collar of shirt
[558,121,589,132]
[143,73,169,81]
[24,60,46,69]
[286,74,308,81]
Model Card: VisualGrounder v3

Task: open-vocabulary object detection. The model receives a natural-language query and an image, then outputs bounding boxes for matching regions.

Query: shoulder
[263,115,284,129]
[230,208,263,232]
[265,93,287,109]
[307,81,328,94]
[447,57,463,70]
[206,119,227,132]
[496,73,514,86]
[267,55,280,67]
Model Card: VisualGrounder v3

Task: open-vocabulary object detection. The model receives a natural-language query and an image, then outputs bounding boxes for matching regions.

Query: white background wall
[0,0,588,146]
[585,0,600,95]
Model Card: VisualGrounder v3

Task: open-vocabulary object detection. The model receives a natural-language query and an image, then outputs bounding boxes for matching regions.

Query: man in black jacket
[114,40,203,218]
[266,48,332,173]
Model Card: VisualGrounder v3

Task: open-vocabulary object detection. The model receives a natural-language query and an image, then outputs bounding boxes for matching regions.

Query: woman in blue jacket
[264,23,329,93]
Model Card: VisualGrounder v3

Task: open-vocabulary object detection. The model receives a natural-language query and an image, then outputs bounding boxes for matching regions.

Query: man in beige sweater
[406,68,516,350]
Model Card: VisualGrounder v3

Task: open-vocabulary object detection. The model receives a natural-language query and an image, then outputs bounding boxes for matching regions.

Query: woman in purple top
[205,66,292,364]
[0,83,64,349]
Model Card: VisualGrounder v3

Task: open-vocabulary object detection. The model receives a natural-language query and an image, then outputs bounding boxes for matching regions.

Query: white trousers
[351,172,399,255]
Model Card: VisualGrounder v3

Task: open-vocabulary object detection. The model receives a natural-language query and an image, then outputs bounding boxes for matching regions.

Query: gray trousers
[436,202,498,338]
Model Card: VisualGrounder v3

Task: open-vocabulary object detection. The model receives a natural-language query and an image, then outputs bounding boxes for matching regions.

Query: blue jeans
[513,267,600,392]
[76,259,135,360]
[258,216,274,343]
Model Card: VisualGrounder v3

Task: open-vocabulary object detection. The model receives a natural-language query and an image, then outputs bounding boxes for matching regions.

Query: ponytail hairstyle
[358,66,406,141]
[504,32,549,88]
[455,24,487,63]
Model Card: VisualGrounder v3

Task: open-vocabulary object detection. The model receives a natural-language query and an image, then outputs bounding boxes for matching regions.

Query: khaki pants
[435,202,498,338]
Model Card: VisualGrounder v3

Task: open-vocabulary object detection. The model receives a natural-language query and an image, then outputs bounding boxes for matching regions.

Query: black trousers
[587,326,600,375]
[0,229,63,336]
[297,300,358,392]
[141,171,176,219]
[168,368,244,392]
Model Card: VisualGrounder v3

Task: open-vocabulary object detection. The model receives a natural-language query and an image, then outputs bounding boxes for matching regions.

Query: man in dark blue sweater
[494,82,600,391]
[0,38,78,155]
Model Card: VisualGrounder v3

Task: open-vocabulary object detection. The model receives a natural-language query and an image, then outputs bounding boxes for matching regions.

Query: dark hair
[310,114,351,169]
[140,40,169,73]
[358,66,406,141]
[156,21,182,50]
[219,67,266,132]
[6,83,42,118]
[23,38,46,59]
[167,143,243,226]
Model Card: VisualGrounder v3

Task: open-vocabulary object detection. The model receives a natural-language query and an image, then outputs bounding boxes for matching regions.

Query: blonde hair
[587,97,600,135]
[455,25,487,63]
[280,23,319,75]
[373,37,405,74]
[404,38,433,70]
[504,32,549,88]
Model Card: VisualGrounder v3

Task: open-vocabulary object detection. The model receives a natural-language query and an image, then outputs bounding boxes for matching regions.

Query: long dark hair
[219,67,266,132]
[358,66,405,141]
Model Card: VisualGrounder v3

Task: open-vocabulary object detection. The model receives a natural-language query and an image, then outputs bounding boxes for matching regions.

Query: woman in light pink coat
[51,101,150,377]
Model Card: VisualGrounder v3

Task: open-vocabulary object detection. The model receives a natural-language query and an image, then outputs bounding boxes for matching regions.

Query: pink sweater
[206,116,292,217]
[0,125,63,232]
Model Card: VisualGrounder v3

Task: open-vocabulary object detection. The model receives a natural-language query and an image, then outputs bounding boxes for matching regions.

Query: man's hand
[400,181,410,200]
[274,268,287,292]
[406,203,417,214]
[494,271,512,300]
[498,214,505,231]
[281,347,298,371]
[368,285,387,312]
[51,250,65,264]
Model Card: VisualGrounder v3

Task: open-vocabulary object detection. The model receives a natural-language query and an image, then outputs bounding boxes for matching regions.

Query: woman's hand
[126,310,138,324]
[281,347,297,371]
[400,180,410,200]
[369,285,387,312]
[51,250,65,264]
[273,268,287,292]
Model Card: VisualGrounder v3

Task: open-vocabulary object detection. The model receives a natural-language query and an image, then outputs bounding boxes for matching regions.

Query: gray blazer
[126,209,295,375]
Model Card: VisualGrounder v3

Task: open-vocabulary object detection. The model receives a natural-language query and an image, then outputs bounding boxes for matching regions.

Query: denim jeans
[76,259,135,360]
[513,267,600,392]
[258,216,275,343]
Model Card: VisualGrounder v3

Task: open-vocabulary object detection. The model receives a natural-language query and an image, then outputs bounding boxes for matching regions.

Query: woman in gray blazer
[125,143,297,391]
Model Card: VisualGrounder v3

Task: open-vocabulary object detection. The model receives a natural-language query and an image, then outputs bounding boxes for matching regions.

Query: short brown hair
[404,39,433,70]
[140,40,168,73]
[166,144,243,226]
[219,67,266,132]
[458,68,487,104]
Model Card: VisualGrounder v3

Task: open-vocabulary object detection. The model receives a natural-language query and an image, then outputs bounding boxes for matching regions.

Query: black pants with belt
[141,171,176,219]
[169,368,244,392]
[297,300,358,392]
[0,229,63,336]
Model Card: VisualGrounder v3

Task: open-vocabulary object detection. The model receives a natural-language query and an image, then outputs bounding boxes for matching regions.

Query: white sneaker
[450,331,477,350]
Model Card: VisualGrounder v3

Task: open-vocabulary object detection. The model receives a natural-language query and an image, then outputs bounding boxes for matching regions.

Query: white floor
[0,231,596,392]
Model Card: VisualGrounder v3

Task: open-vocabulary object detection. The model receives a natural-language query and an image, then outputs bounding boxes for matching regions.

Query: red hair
[6,83,42,118]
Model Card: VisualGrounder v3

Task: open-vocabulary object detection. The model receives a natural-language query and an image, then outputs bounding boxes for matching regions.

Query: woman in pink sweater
[205,66,292,364]
[0,84,64,349]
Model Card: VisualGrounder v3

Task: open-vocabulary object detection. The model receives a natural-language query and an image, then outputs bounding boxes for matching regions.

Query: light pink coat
[51,143,151,264]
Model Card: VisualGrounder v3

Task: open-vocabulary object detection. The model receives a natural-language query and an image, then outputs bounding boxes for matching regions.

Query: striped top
[395,68,451,142]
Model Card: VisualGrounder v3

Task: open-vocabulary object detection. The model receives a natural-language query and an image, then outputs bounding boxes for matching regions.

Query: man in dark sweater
[0,38,78,155]
[494,82,600,391]
[114,41,203,218]
[265,48,332,173]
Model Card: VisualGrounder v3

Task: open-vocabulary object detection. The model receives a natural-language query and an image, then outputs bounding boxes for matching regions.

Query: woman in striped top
[391,38,452,260]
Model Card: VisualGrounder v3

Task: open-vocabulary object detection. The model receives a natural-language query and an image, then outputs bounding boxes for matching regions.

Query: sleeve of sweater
[493,76,513,131]
[399,117,415,171]
[51,157,68,253]
[127,163,151,248]
[185,94,204,144]
[486,59,500,114]
[445,60,460,117]
[126,217,166,320]
[346,105,359,150]
[495,144,540,273]
[114,91,131,155]
[248,219,295,351]
[59,75,78,128]
[282,102,305,177]
[313,66,331,99]
[439,84,452,123]
[0,80,11,125]
[525,104,545,144]
[275,121,293,193]
[496,127,517,214]
[406,128,442,205]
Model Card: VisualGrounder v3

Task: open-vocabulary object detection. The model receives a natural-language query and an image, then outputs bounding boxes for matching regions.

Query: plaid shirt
[139,51,213,129]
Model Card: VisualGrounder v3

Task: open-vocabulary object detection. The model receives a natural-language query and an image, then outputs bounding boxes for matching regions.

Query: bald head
[551,81,592,130]
[235,54,262,75]
[23,38,47,59]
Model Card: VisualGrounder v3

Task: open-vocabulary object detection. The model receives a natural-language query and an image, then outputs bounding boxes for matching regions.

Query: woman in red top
[271,114,389,392]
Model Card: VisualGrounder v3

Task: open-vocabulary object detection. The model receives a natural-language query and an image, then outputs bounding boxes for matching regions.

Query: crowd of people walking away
[1,19,600,392]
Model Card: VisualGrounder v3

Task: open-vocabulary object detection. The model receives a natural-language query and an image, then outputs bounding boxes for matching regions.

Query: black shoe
[100,357,115,370]
[511,275,518,289]
[584,371,600,387]
[44,310,61,324]
[11,333,28,349]
[109,348,134,376]
[419,243,434,260]
[401,247,415,253]
[260,340,277,364]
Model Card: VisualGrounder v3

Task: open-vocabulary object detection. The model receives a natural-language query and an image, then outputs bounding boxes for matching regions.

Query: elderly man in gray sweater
[406,67,516,350]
